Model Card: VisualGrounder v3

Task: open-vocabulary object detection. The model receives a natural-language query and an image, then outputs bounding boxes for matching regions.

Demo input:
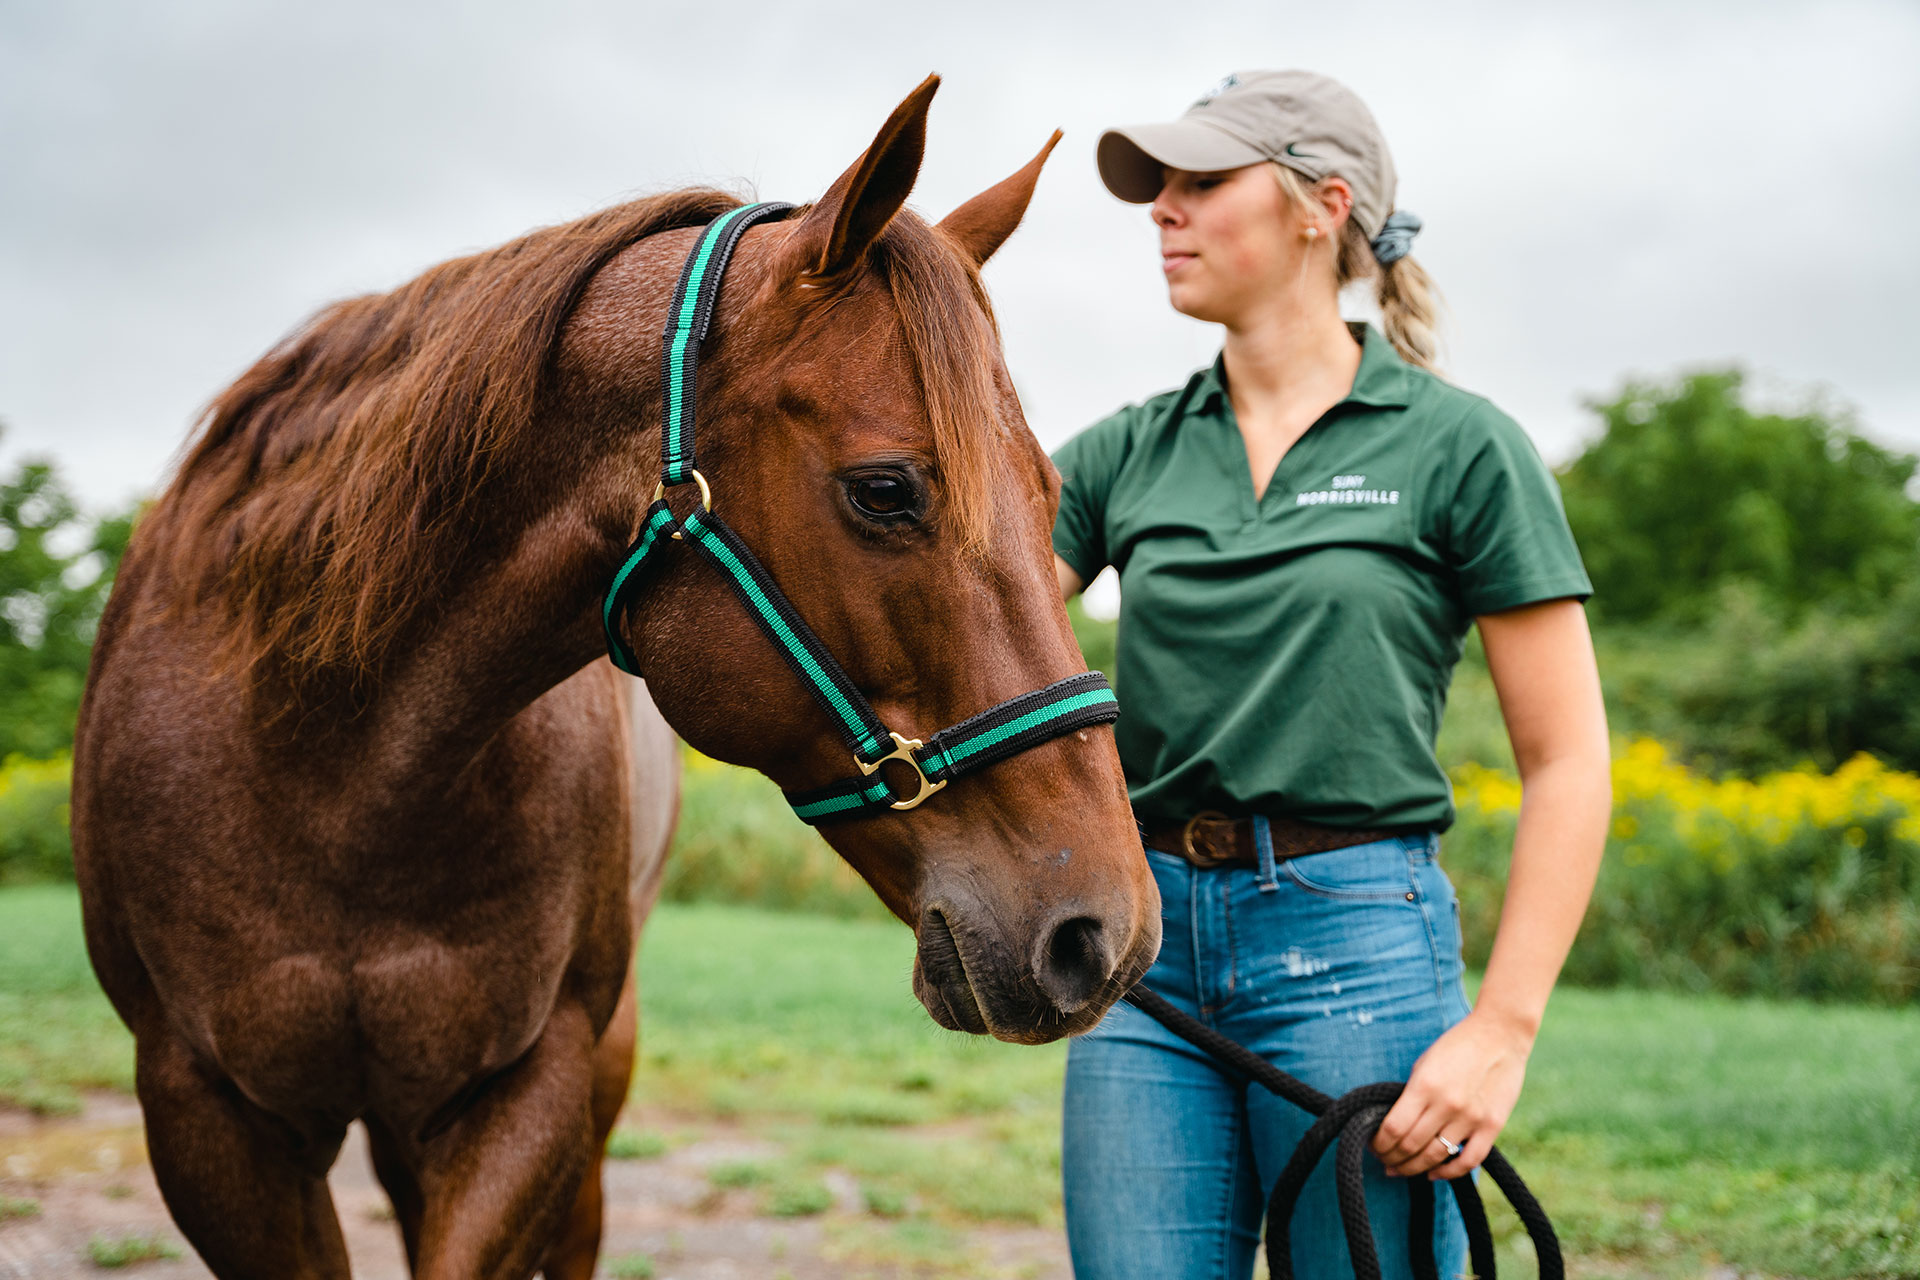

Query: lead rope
[1123,986,1562,1280]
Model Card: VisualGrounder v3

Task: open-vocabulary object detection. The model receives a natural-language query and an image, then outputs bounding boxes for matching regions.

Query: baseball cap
[1098,70,1400,241]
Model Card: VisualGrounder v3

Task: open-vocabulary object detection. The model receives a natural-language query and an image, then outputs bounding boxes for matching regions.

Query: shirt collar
[1194,322,1415,414]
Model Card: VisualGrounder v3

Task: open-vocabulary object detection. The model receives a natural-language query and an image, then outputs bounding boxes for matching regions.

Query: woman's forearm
[1471,750,1611,1040]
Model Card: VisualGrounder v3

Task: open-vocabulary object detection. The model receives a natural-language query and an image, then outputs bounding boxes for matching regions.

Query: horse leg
[135,1029,350,1280]
[411,1002,599,1280]
[539,963,639,1280]
[366,1113,427,1271]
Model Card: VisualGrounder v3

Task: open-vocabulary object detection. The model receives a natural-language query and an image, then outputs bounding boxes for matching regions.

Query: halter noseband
[601,202,1119,825]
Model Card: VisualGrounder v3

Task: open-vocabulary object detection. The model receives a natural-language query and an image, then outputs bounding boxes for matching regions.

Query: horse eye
[847,473,918,521]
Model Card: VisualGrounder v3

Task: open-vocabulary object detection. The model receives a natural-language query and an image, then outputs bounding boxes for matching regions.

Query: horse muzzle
[911,895,1159,1044]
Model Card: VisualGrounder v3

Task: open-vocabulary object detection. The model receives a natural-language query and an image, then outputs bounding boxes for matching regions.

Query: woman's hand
[1369,1008,1534,1181]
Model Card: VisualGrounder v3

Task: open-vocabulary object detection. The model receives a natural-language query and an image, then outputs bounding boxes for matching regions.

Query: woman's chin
[1166,285,1229,325]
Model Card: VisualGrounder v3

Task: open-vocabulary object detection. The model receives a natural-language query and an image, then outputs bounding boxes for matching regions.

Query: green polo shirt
[1052,323,1591,830]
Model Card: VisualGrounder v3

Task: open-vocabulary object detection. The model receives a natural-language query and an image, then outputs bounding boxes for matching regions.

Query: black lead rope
[1123,987,1563,1280]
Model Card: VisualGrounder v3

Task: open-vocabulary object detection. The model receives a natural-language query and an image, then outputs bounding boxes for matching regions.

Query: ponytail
[1374,251,1439,372]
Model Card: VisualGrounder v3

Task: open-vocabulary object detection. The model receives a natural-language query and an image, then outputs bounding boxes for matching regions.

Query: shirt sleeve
[1442,401,1594,615]
[1050,409,1136,584]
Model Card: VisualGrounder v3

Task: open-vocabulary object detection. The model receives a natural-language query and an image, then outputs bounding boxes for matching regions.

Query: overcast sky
[5,0,1917,522]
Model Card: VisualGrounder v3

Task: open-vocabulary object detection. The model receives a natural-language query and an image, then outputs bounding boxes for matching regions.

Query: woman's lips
[1162,251,1197,275]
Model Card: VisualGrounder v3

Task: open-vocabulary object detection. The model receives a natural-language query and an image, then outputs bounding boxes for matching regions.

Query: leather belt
[1141,811,1408,869]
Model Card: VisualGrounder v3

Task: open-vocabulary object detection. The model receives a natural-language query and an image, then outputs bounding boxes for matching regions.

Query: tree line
[4,369,1919,775]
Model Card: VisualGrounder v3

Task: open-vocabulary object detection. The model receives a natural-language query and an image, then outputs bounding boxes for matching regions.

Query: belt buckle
[1180,810,1233,867]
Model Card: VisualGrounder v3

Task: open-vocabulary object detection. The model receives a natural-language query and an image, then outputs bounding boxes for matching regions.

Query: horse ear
[938,130,1063,268]
[786,74,939,284]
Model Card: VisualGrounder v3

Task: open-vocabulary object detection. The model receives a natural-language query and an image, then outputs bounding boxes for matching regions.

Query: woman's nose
[1151,194,1180,228]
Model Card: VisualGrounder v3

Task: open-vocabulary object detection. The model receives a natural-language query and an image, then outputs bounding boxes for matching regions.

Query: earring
[1304,225,1320,241]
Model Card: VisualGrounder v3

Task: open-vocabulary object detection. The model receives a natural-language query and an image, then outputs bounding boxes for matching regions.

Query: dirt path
[0,1097,1070,1279]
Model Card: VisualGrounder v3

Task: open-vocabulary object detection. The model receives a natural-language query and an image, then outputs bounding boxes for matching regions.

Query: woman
[1053,70,1612,1279]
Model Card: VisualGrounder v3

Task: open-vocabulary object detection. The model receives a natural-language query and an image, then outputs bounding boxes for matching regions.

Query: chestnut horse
[70,76,1158,1279]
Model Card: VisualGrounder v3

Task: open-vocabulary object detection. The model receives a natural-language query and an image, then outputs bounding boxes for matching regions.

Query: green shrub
[1598,580,1920,776]
[1447,743,1920,1003]
[664,754,888,919]
[0,754,73,883]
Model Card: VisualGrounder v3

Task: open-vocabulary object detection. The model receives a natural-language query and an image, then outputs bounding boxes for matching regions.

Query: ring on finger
[1437,1135,1463,1159]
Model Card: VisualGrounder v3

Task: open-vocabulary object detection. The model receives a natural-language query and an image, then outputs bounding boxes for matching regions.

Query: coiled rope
[1123,986,1563,1279]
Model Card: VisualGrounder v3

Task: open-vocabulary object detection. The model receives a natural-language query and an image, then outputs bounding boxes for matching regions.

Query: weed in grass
[707,1159,772,1189]
[766,1177,833,1217]
[604,1128,666,1160]
[0,1196,39,1220]
[86,1234,181,1267]
[863,1183,910,1218]
[605,1254,655,1279]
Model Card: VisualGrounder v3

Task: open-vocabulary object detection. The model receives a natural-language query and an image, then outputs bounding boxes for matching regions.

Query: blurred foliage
[664,750,891,921]
[1599,579,1920,775]
[0,754,73,885]
[1560,370,1919,625]
[1449,740,1920,1004]
[1065,596,1115,680]
[0,434,136,760]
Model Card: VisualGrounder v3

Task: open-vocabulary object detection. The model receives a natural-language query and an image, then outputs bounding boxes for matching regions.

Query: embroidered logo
[1296,475,1400,506]
[1193,74,1240,107]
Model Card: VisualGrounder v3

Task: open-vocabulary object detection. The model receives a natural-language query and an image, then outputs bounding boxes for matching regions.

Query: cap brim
[1096,120,1268,203]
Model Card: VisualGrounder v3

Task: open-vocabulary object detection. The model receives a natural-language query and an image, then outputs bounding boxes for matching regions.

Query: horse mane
[149,188,1004,699]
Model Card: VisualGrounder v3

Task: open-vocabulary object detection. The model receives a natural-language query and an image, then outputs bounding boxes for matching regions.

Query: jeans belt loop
[1251,814,1279,892]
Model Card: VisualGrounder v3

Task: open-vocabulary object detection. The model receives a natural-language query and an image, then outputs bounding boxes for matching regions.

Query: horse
[69,75,1160,1279]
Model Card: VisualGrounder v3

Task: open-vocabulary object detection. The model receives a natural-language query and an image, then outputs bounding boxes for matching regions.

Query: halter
[602,202,1119,825]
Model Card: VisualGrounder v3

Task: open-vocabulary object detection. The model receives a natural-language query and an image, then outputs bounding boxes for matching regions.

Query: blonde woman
[1053,71,1611,1279]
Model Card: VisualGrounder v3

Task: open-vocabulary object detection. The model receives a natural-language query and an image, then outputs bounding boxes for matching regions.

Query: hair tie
[1370,210,1422,266]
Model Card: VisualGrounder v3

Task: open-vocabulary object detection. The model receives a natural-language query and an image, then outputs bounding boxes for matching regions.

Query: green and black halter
[602,201,1119,825]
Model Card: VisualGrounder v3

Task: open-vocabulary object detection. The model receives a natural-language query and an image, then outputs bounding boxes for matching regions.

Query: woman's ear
[1315,175,1356,233]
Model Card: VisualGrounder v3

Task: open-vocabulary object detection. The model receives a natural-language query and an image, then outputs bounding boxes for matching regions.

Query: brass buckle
[652,469,712,541]
[857,731,948,811]
[1180,810,1233,866]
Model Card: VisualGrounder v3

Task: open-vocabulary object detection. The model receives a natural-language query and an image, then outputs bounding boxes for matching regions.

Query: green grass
[0,885,134,1112]
[634,904,1920,1278]
[5,886,1917,1277]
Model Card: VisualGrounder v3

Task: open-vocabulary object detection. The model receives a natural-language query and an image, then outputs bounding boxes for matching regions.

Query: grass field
[5,887,1918,1277]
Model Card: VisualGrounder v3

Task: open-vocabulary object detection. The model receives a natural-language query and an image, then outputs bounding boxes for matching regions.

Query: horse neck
[319,441,645,801]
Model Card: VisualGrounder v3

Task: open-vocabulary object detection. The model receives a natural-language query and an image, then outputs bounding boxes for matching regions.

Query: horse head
[585,77,1160,1043]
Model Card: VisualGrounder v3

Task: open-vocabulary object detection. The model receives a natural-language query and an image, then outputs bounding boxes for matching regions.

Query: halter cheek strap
[601,202,1119,824]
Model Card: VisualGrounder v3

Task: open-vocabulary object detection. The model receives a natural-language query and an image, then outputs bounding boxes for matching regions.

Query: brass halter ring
[856,731,949,811]
[652,469,712,540]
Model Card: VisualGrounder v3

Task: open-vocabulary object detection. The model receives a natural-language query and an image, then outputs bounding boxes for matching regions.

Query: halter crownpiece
[601,202,1119,824]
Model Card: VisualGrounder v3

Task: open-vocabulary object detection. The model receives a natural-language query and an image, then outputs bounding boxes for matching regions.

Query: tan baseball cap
[1098,70,1400,240]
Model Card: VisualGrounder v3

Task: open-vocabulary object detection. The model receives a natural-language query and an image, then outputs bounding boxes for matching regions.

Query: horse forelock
[150,188,746,699]
[868,212,1007,560]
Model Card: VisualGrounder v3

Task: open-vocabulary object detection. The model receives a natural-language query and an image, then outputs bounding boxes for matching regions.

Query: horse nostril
[1035,915,1112,1015]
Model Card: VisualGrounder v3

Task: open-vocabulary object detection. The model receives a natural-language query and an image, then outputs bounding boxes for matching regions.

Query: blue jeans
[1063,827,1473,1280]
